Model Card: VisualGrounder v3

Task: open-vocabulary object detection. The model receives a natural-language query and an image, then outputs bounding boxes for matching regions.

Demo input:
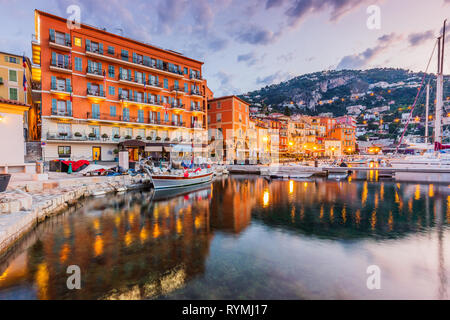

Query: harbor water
[0,175,449,299]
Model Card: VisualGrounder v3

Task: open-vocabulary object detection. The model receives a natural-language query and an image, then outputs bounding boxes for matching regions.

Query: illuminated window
[73,37,82,47]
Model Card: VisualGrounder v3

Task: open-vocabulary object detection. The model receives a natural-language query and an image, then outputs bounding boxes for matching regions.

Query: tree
[283,106,292,116]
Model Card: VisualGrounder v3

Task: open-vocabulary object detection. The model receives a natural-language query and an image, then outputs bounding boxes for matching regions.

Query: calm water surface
[0,175,449,299]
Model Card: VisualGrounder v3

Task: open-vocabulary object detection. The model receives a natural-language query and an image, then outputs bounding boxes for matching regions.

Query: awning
[163,146,172,152]
[145,146,163,152]
[172,144,192,152]
[119,140,146,148]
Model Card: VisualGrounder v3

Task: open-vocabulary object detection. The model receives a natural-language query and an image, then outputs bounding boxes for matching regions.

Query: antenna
[441,19,446,74]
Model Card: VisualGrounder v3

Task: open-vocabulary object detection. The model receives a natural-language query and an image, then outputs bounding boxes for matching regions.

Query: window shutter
[156,76,159,85]
[51,52,56,64]
[87,82,91,93]
[86,39,91,51]
[144,92,147,103]
[119,88,122,97]
[133,53,137,63]
[66,78,71,91]
[127,69,131,80]
[51,76,56,90]
[51,99,57,114]
[88,60,92,72]
[99,43,103,54]
[99,84,104,96]
[98,62,102,73]
[64,55,69,67]
[67,100,72,116]
[49,29,55,41]
[180,115,182,124]
[65,33,70,45]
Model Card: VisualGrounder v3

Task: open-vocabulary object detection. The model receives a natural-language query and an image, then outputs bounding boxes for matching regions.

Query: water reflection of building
[0,189,213,300]
[209,176,259,233]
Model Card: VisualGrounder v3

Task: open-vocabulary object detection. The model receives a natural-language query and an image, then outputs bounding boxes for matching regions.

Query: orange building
[328,124,356,154]
[207,95,250,163]
[31,10,208,161]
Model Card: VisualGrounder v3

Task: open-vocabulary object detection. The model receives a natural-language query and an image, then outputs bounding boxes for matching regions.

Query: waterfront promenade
[0,173,151,255]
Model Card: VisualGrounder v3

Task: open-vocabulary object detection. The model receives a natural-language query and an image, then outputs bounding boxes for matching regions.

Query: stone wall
[25,141,42,162]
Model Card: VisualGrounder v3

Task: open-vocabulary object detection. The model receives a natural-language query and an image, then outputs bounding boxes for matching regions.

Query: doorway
[92,147,101,161]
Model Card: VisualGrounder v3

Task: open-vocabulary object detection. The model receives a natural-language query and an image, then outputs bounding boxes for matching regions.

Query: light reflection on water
[0,175,449,300]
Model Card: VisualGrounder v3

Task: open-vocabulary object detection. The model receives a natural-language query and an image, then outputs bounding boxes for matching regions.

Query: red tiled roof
[0,98,30,107]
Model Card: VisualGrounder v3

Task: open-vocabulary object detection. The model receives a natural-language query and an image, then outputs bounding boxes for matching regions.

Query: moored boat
[151,170,214,190]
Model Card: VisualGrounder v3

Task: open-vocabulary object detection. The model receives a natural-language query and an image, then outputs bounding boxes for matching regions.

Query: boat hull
[151,172,214,190]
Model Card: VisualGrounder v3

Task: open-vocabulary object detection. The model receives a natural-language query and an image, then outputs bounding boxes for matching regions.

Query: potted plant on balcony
[88,132,97,139]
[74,132,82,138]
[101,133,109,141]
[147,136,153,141]
[164,137,170,142]
[136,136,142,140]
[125,135,132,140]
[113,148,119,162]
[114,134,120,140]
[0,174,11,192]
[59,132,68,137]
[155,136,161,141]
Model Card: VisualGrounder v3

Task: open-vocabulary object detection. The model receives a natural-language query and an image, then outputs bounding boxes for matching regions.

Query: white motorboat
[150,169,214,190]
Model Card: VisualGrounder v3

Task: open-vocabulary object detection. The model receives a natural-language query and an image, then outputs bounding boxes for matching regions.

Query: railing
[86,67,104,76]
[169,103,185,109]
[171,86,187,93]
[86,112,186,127]
[50,38,71,47]
[31,81,41,90]
[51,83,71,92]
[190,74,202,80]
[46,132,86,141]
[119,94,162,106]
[87,89,106,97]
[51,110,72,117]
[190,106,203,112]
[50,59,71,70]
[145,80,163,88]
[119,73,145,85]
[190,89,203,96]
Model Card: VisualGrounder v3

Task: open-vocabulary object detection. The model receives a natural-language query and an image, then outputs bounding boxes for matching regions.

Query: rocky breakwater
[0,175,151,255]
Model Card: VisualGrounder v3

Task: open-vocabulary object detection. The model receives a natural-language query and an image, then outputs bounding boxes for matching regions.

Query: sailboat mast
[434,20,446,145]
[425,83,430,144]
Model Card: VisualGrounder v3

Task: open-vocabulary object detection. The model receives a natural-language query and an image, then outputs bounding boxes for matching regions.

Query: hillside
[240,68,450,116]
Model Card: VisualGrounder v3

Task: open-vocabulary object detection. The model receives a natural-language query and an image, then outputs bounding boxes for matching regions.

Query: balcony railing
[190,89,203,96]
[86,112,186,127]
[87,89,106,97]
[171,86,187,93]
[119,73,145,85]
[119,94,162,106]
[46,132,85,141]
[86,67,104,77]
[50,59,71,70]
[190,74,203,81]
[51,83,71,92]
[169,103,185,110]
[51,110,72,117]
[190,106,203,112]
[31,81,42,90]
[50,38,71,47]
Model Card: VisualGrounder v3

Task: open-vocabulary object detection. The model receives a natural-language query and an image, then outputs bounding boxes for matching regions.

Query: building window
[110,105,116,117]
[109,86,115,96]
[184,67,188,74]
[73,37,82,47]
[163,79,168,89]
[9,88,18,100]
[9,70,17,82]
[217,102,221,109]
[74,57,82,71]
[108,65,115,78]
[121,49,129,61]
[108,46,115,55]
[58,146,71,158]
[216,113,222,122]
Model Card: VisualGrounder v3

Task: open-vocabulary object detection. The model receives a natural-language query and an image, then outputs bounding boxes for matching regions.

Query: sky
[0,0,449,96]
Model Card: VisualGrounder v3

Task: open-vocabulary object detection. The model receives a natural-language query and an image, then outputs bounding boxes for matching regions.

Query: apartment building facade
[0,52,38,140]
[207,95,250,163]
[31,10,208,162]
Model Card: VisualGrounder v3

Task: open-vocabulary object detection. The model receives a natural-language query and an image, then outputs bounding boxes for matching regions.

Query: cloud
[207,37,229,51]
[214,71,240,95]
[237,52,265,66]
[234,25,281,45]
[277,52,295,63]
[256,71,293,85]
[336,33,401,70]
[271,0,382,27]
[408,30,434,47]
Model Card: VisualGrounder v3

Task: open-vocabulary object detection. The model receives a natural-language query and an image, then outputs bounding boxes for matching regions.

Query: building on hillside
[328,124,356,154]
[207,95,250,163]
[31,10,208,163]
[0,98,36,173]
[0,52,37,141]
[324,138,342,157]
